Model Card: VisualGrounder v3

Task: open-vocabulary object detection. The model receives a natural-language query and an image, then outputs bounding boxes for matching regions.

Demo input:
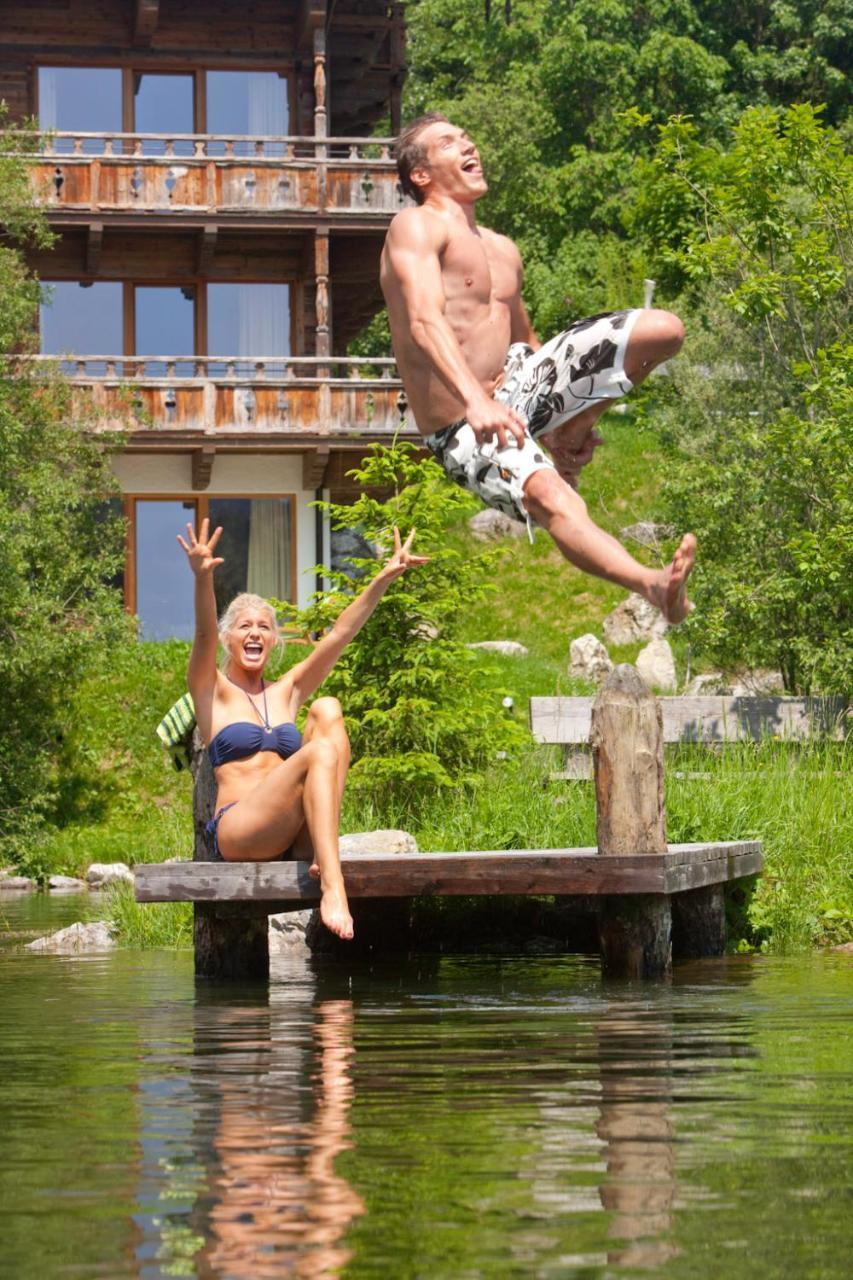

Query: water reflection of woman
[206,998,364,1278]
[178,518,426,940]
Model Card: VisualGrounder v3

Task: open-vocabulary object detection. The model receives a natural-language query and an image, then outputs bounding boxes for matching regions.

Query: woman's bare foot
[309,861,320,879]
[648,533,696,624]
[320,880,354,940]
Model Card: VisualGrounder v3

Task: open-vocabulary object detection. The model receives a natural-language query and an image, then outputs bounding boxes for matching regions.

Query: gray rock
[48,875,87,892]
[569,634,613,684]
[636,637,678,692]
[339,829,418,855]
[27,921,116,953]
[86,862,134,888]
[619,521,676,549]
[732,669,786,696]
[468,509,526,542]
[330,527,376,578]
[467,640,529,657]
[0,874,37,893]
[269,909,315,957]
[603,592,668,647]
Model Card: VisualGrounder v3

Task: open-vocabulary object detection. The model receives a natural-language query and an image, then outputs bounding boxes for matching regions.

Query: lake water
[1,893,851,1279]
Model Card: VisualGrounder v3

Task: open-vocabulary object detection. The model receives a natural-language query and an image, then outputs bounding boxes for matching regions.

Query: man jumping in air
[380,113,696,623]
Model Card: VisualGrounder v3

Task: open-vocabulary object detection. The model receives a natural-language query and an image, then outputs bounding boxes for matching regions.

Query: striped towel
[156,693,196,771]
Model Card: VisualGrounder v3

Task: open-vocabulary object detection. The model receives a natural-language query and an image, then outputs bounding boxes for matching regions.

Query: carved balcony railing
[23,355,414,436]
[23,132,409,218]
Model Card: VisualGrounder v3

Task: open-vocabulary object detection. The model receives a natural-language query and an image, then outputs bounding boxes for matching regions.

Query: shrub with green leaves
[284,442,529,803]
[635,105,852,692]
[0,111,129,866]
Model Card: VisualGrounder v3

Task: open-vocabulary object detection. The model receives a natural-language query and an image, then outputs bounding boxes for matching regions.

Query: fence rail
[21,132,407,216]
[20,354,411,435]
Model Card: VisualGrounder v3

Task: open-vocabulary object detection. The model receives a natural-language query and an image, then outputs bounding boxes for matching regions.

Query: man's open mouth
[462,158,481,173]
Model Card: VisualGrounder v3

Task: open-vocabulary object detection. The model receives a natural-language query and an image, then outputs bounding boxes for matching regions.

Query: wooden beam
[191,445,215,491]
[531,695,850,744]
[195,224,217,275]
[134,841,763,903]
[133,0,160,45]
[296,0,326,54]
[302,445,330,489]
[85,222,102,276]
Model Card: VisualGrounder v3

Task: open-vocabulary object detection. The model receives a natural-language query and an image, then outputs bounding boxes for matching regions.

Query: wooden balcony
[25,133,408,224]
[25,355,415,440]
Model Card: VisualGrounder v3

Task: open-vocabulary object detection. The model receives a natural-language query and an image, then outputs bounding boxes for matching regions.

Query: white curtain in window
[39,69,58,128]
[237,285,287,358]
[247,73,287,138]
[247,500,291,602]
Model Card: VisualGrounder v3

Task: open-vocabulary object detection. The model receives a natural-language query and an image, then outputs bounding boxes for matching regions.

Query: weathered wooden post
[591,665,671,978]
[191,734,270,981]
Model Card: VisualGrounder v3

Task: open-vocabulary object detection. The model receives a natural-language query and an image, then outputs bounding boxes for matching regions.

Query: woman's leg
[290,697,351,876]
[215,736,354,938]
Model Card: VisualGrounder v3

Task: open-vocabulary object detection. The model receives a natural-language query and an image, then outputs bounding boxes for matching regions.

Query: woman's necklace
[231,677,272,733]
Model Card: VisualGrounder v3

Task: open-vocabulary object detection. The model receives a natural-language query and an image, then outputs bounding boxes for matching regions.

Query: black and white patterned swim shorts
[425,308,642,525]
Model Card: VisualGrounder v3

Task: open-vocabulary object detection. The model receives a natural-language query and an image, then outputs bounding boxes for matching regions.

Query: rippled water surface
[1,894,851,1278]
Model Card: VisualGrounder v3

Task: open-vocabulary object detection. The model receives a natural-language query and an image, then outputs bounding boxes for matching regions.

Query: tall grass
[104,881,193,949]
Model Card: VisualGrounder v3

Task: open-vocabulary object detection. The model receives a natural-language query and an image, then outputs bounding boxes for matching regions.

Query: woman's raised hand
[380,527,430,582]
[177,517,224,578]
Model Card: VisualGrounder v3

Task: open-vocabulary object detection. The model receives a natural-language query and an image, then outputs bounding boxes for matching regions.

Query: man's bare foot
[648,533,696,624]
[320,881,354,940]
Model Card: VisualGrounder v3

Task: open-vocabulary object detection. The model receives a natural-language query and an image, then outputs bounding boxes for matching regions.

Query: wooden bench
[530,695,849,778]
[134,666,769,982]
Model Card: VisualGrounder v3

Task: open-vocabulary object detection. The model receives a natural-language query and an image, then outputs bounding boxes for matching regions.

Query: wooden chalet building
[1,0,413,637]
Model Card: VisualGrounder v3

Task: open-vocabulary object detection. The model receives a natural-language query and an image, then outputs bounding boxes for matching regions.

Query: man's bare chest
[440,232,515,307]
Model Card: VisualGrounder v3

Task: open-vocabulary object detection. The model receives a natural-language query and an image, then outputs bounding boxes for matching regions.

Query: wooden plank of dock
[134,840,763,903]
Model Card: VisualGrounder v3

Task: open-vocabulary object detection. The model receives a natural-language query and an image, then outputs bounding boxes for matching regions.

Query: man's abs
[394,312,511,435]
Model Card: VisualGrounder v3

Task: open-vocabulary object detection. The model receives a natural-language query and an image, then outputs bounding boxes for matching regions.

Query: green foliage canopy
[638,106,852,691]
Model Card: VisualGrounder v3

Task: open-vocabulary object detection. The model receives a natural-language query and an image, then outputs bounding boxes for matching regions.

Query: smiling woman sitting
[177,518,427,941]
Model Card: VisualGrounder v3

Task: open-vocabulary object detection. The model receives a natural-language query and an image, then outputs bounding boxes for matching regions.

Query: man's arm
[383,210,527,448]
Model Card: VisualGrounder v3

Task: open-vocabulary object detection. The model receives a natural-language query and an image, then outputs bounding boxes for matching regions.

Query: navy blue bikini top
[208,721,303,769]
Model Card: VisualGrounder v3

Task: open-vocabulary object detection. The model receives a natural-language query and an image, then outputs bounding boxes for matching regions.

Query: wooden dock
[134,664,765,981]
[135,841,762,902]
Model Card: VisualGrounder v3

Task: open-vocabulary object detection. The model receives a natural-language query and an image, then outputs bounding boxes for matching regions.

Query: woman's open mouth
[243,641,264,658]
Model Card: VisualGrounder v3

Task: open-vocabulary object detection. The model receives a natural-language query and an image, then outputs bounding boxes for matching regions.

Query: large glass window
[38,67,122,153]
[134,73,195,154]
[208,498,294,614]
[136,500,197,640]
[206,72,289,155]
[40,281,123,374]
[207,284,290,375]
[135,286,195,377]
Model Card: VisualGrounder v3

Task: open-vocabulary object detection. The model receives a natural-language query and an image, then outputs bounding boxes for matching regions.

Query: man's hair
[395,112,450,204]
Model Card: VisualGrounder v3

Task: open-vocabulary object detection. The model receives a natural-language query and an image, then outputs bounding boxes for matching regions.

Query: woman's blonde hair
[218,593,281,674]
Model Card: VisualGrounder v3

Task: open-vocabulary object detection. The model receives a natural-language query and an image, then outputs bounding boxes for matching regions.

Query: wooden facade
[1,0,413,614]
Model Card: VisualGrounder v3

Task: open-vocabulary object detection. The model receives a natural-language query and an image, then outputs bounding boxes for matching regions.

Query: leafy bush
[0,112,130,864]
[636,105,852,691]
[284,442,529,803]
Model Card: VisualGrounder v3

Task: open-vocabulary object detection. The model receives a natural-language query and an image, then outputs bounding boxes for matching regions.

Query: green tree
[635,105,852,691]
[284,442,527,803]
[0,110,129,868]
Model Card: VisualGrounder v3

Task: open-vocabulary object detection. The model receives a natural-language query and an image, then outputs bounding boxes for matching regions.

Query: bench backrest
[529,696,849,745]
